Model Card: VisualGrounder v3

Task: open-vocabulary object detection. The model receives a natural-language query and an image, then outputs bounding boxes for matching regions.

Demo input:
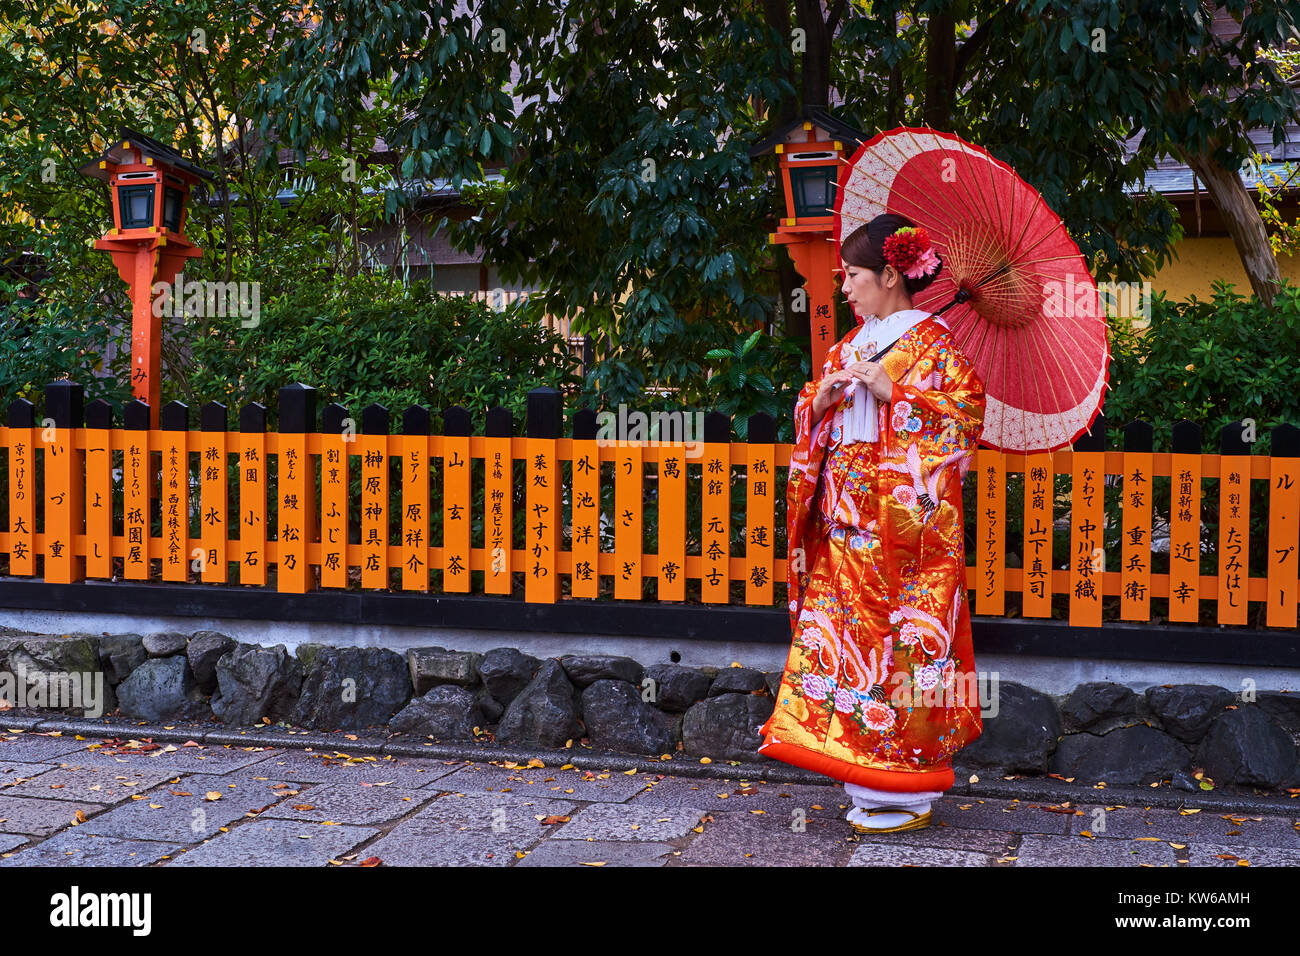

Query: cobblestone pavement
[1,724,1297,867]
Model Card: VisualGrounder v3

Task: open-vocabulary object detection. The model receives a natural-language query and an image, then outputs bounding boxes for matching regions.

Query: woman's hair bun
[840,213,943,296]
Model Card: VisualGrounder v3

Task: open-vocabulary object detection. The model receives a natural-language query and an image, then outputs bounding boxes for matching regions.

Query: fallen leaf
[293,804,315,811]
[579,861,606,866]
[358,856,381,866]
[204,791,222,801]
[538,815,571,825]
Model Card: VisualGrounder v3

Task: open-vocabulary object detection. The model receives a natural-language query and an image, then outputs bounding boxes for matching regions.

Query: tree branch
[826,0,848,36]
[952,4,1010,90]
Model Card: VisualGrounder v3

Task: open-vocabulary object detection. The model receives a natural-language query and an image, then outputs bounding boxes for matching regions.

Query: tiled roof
[1133,160,1300,196]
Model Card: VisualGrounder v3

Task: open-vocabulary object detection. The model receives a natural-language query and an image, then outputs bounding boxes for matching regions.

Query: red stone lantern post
[750,111,866,376]
[79,128,213,427]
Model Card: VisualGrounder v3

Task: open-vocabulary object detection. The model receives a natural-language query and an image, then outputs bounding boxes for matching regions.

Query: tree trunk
[1179,149,1283,305]
[761,0,799,122]
[924,11,956,129]
[794,0,831,108]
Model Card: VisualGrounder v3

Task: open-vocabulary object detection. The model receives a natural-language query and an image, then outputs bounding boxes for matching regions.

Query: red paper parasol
[834,126,1109,453]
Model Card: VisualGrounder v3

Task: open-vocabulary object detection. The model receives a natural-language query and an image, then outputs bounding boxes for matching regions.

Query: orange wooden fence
[2,382,1299,629]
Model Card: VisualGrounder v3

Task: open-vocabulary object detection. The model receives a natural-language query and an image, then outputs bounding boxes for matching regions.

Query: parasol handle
[934,286,973,316]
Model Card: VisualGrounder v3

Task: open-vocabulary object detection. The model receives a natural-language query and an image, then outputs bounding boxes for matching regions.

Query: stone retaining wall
[2,629,1298,793]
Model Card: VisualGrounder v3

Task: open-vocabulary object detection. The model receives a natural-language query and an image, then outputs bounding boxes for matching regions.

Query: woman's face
[840,258,896,320]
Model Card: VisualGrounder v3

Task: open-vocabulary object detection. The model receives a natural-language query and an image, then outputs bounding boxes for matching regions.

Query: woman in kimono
[759,213,986,833]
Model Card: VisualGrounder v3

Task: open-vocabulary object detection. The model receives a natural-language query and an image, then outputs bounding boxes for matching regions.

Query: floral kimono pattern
[759,314,987,792]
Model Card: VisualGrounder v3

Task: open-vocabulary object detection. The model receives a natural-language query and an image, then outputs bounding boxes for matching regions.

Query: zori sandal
[848,807,932,833]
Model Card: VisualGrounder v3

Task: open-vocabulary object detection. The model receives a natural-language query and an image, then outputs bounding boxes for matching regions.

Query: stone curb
[8,714,1299,816]
[948,767,1300,816]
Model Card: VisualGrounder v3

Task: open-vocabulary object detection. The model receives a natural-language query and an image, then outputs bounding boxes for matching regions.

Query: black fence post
[440,405,468,437]
[1074,411,1107,451]
[527,386,562,439]
[45,379,84,432]
[43,380,85,582]
[703,411,731,444]
[1219,419,1253,456]
[1172,419,1202,454]
[1273,423,1300,459]
[279,383,317,435]
[1122,418,1153,453]
[573,406,597,441]
[485,405,514,439]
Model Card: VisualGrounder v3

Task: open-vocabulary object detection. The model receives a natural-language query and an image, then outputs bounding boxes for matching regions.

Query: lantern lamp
[162,182,186,231]
[78,128,214,426]
[788,154,839,219]
[117,180,156,229]
[748,110,866,375]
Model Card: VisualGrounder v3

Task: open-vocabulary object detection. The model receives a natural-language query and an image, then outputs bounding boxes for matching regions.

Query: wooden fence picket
[1,382,1298,632]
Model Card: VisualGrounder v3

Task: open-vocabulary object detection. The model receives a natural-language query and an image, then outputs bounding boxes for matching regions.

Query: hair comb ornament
[882,226,940,280]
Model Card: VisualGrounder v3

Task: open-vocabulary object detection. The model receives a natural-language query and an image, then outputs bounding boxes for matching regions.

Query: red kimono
[759,314,987,792]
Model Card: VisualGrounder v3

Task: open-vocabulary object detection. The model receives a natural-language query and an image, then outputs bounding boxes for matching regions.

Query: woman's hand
[811,361,894,421]
[853,360,895,402]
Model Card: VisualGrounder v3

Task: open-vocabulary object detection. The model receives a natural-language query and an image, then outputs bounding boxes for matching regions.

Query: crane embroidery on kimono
[881,442,970,526]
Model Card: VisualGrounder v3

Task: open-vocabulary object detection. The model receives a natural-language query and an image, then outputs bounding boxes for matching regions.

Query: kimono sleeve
[887,338,985,457]
[796,346,844,450]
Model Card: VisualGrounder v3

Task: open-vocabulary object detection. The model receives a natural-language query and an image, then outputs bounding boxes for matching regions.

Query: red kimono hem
[758,739,955,791]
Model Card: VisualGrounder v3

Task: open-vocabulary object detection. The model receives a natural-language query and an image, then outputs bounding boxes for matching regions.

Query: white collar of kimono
[838,308,931,445]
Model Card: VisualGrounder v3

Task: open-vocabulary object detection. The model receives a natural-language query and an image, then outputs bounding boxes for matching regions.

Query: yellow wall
[1148,237,1300,300]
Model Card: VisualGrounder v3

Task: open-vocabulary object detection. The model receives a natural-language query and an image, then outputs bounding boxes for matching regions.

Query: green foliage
[1104,280,1300,452]
[1250,149,1300,257]
[704,328,809,441]
[0,281,132,410]
[176,274,583,427]
[255,1,795,412]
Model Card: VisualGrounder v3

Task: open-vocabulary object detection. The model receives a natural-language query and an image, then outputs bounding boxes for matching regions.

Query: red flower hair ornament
[881,226,941,280]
